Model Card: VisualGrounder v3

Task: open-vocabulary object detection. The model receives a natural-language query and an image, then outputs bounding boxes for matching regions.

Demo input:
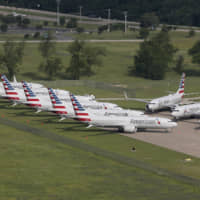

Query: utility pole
[79,6,83,23]
[107,8,111,32]
[124,11,128,33]
[56,0,61,26]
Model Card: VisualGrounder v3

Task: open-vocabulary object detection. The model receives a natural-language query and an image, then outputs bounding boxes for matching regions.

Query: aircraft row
[133,72,200,120]
[0,74,178,133]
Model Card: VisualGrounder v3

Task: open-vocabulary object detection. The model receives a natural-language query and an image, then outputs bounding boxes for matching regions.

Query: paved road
[0,39,144,43]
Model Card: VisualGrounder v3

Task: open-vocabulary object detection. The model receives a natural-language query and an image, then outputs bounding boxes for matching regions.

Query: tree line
[2,0,200,26]
[0,33,105,80]
[1,29,200,81]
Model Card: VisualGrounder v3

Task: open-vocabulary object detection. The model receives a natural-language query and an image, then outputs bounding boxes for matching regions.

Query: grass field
[0,100,200,199]
[0,97,200,179]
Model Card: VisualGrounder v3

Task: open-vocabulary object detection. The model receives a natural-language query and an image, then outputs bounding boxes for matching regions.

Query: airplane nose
[170,122,177,127]
[146,104,151,112]
[171,111,178,117]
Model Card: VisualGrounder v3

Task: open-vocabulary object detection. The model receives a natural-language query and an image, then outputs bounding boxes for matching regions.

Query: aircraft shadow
[137,129,171,134]
[194,126,200,130]
[179,119,200,125]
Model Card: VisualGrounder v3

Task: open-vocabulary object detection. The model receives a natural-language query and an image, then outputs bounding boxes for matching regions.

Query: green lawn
[0,105,200,199]
[0,35,199,99]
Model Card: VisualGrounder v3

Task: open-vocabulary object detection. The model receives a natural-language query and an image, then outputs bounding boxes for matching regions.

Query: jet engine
[122,125,137,133]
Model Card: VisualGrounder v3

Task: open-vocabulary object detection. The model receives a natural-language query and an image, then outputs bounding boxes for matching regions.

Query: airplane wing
[184,92,200,96]
[123,91,151,103]
[125,98,151,103]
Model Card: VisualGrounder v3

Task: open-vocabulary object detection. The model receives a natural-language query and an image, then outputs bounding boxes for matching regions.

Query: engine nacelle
[123,125,137,133]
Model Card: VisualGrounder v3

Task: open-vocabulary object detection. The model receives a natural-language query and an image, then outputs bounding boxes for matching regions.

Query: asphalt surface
[124,111,200,158]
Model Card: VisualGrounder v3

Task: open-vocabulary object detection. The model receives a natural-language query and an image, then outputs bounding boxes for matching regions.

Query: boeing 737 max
[70,93,177,133]
[144,73,185,112]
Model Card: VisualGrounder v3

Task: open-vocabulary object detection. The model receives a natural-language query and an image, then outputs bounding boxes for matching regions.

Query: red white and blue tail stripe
[22,81,41,108]
[177,72,185,96]
[1,74,20,101]
[48,88,67,115]
[70,93,91,122]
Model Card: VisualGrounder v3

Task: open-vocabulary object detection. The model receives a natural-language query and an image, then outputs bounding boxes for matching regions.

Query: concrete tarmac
[123,111,200,158]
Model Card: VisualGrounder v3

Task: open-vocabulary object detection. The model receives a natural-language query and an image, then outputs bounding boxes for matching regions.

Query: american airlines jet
[171,103,200,119]
[0,74,44,96]
[0,75,99,109]
[0,74,46,104]
[145,73,185,112]
[48,88,145,121]
[70,93,177,133]
[0,74,27,104]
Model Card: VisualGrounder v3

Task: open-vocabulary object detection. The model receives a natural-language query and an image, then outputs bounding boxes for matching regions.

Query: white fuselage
[171,103,200,119]
[146,93,182,112]
[85,114,177,133]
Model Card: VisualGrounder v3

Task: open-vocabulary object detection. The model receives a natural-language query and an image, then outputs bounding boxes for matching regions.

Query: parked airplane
[48,88,75,119]
[0,74,27,105]
[144,73,186,112]
[171,103,200,119]
[0,74,45,100]
[12,12,26,17]
[70,93,177,133]
[48,88,145,121]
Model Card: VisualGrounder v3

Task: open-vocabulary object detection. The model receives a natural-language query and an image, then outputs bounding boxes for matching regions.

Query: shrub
[33,32,40,38]
[24,33,30,39]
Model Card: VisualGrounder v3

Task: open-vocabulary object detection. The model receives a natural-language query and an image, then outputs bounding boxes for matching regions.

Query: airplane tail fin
[70,93,91,122]
[22,81,41,108]
[176,72,185,97]
[48,88,67,115]
[1,74,20,101]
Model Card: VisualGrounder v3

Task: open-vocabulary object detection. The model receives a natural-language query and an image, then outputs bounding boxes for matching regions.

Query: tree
[66,18,77,28]
[187,29,195,37]
[0,40,25,79]
[0,23,8,32]
[98,25,107,34]
[38,31,63,78]
[174,55,184,74]
[140,12,159,29]
[16,15,22,27]
[39,57,63,79]
[188,40,200,64]
[39,31,55,59]
[43,21,48,26]
[76,27,84,34]
[66,40,106,79]
[33,32,40,38]
[22,18,30,28]
[59,16,66,26]
[2,14,16,24]
[138,28,149,39]
[132,30,176,80]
